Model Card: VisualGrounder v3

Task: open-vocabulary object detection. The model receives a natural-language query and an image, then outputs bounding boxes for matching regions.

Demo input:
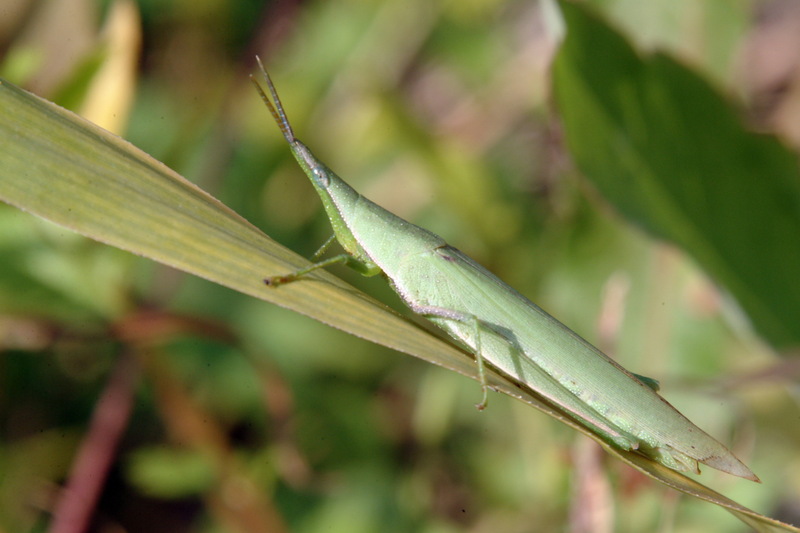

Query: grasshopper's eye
[312,167,330,187]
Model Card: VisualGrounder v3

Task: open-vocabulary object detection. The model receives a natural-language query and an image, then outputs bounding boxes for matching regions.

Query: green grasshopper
[250,58,757,481]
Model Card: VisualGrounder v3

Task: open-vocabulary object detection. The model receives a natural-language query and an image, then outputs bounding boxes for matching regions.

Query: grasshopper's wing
[389,245,756,481]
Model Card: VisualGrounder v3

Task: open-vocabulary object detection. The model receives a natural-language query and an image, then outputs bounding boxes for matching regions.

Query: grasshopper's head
[251,57,369,266]
[293,141,335,190]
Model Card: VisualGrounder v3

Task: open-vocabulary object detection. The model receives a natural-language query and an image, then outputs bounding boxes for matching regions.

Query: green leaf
[554,1,800,350]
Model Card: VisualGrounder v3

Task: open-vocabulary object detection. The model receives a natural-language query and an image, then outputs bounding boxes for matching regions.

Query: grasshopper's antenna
[250,55,295,144]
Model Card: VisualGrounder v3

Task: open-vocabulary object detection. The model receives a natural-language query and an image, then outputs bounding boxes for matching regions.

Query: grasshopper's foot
[474,387,489,411]
[264,275,296,287]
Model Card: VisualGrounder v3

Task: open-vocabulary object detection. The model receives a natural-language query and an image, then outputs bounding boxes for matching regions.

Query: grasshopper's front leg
[265,254,352,286]
[264,235,339,285]
[266,235,385,286]
[265,235,373,286]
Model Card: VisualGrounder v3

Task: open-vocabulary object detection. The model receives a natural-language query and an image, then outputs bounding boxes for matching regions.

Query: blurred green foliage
[0,1,798,532]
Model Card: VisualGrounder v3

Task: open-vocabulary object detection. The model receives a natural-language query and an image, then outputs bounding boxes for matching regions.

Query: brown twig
[48,351,139,533]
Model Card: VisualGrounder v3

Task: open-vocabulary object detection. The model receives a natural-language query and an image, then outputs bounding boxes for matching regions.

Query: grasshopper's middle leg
[406,303,491,410]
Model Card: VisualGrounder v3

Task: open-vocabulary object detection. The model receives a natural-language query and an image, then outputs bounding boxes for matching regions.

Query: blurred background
[1,0,799,532]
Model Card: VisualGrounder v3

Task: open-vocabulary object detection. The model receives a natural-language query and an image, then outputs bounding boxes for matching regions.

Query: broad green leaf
[0,77,796,532]
[554,2,800,350]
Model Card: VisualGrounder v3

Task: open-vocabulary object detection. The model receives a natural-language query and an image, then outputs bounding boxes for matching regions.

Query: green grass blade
[0,77,471,376]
